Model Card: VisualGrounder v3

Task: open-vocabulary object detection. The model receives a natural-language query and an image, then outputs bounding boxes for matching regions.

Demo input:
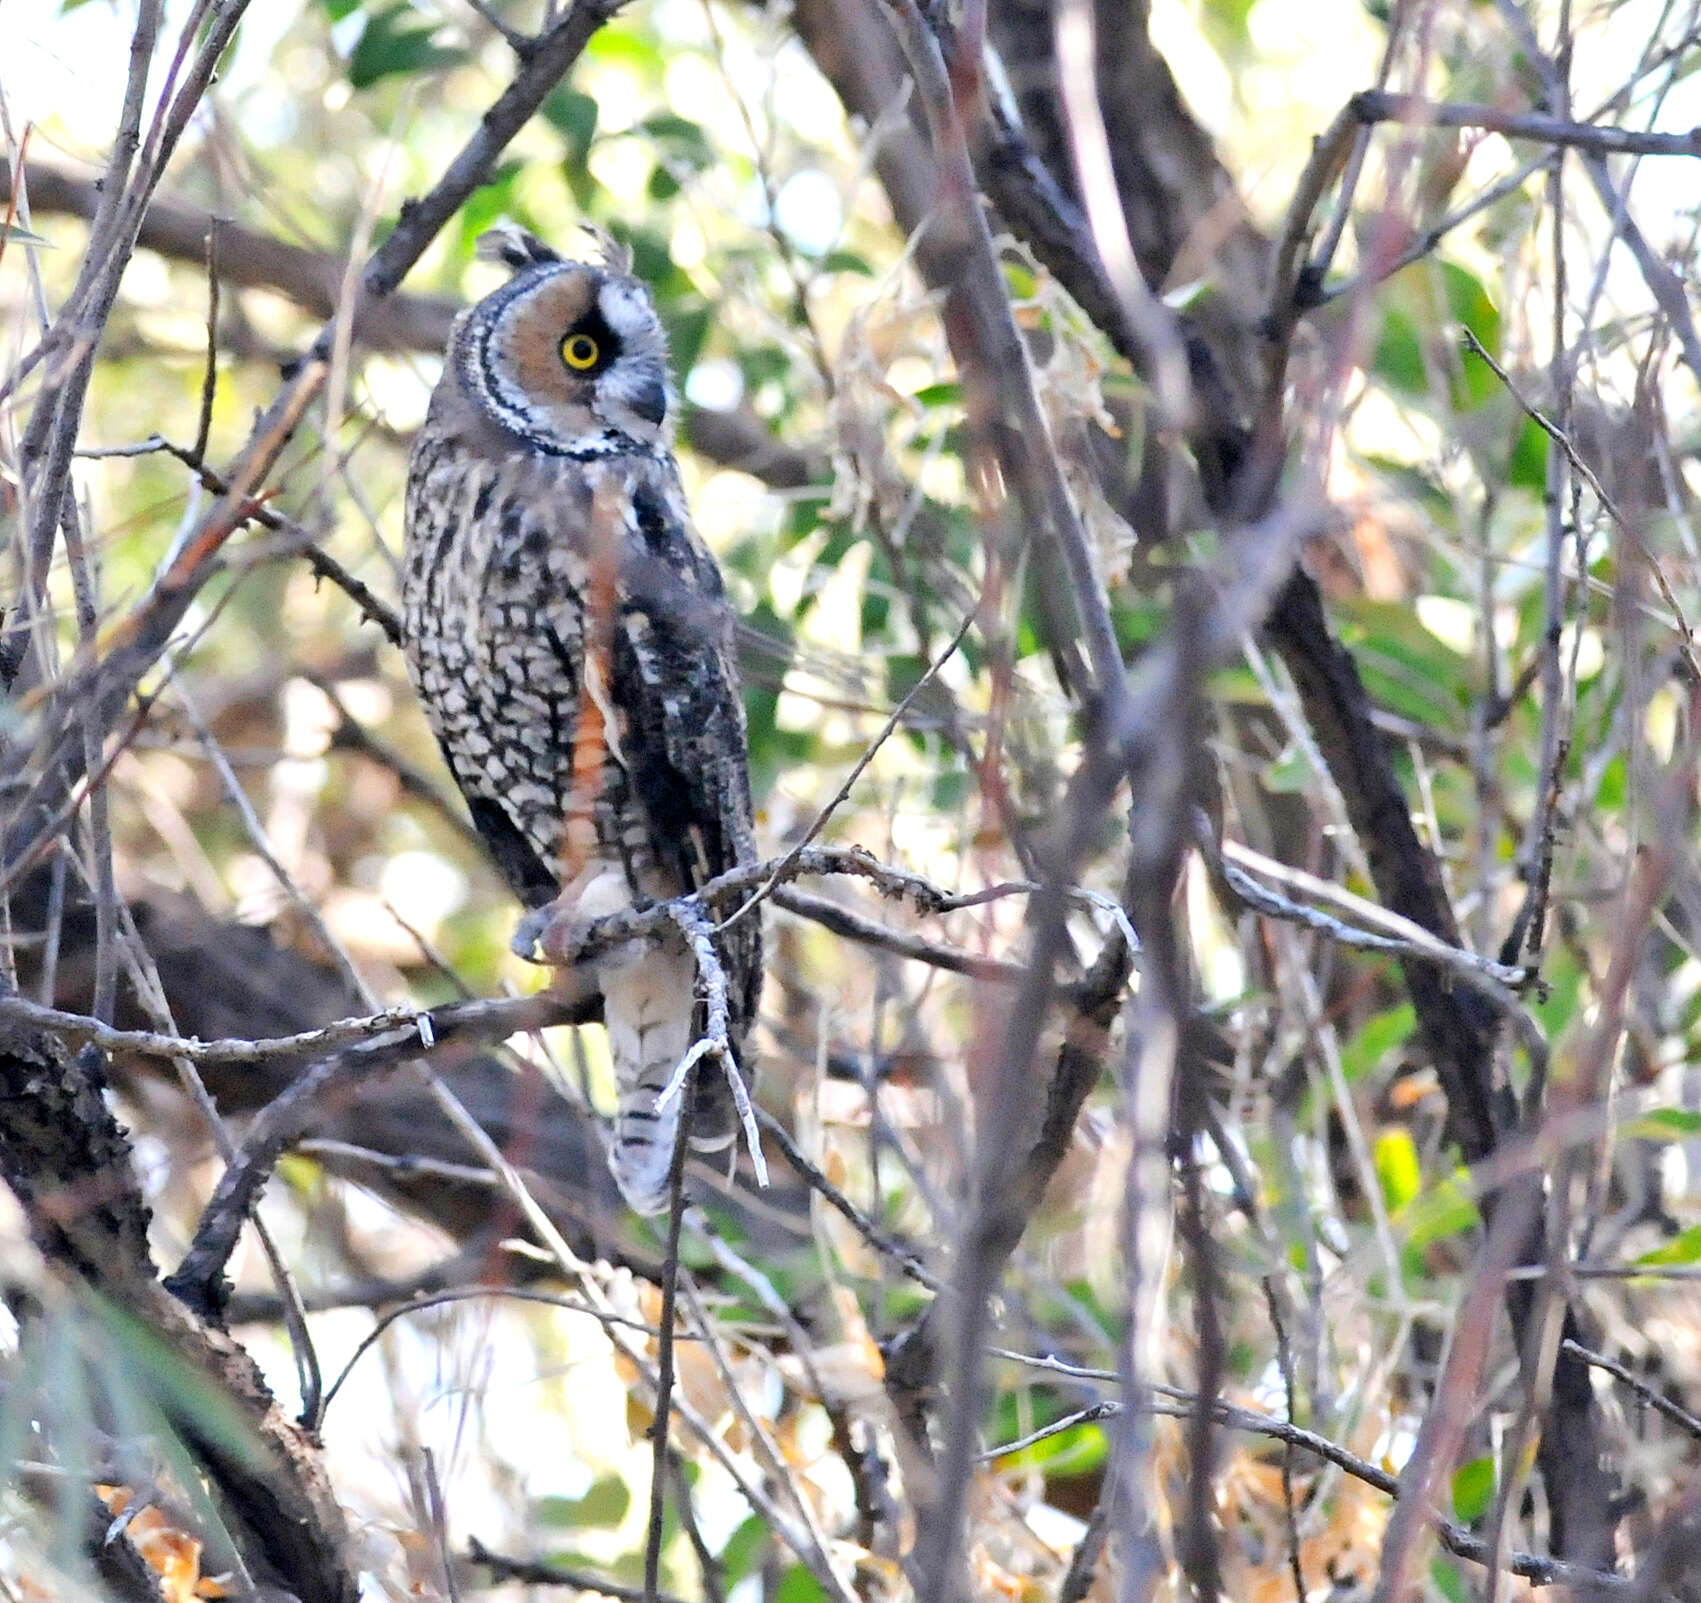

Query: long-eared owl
[401,226,761,1215]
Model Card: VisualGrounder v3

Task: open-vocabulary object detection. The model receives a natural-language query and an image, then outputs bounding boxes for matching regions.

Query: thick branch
[0,162,461,353]
[0,1021,359,1603]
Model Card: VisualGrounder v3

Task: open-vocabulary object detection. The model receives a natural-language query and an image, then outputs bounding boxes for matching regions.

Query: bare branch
[468,1537,692,1603]
[1352,89,1701,160]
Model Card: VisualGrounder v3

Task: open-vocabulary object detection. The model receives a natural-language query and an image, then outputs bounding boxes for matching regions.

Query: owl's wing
[611,568,754,887]
[608,480,758,895]
[462,793,560,907]
[605,481,763,1054]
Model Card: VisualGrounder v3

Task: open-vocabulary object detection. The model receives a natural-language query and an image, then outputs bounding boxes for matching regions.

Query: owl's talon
[537,914,597,965]
[510,904,556,964]
[514,902,604,967]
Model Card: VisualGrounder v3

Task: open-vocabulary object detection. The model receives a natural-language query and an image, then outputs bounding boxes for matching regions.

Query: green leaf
[1199,0,1256,55]
[1263,744,1314,794]
[0,221,51,245]
[535,1475,631,1529]
[719,1517,768,1585]
[1596,753,1627,810]
[1164,277,1216,312]
[585,26,664,74]
[932,768,969,810]
[1452,1455,1495,1522]
[1431,1557,1469,1603]
[632,113,712,170]
[992,1421,1110,1478]
[861,585,890,640]
[610,224,674,289]
[1624,1108,1701,1141]
[1373,260,1502,411]
[1507,413,1549,492]
[1002,260,1039,299]
[1340,1003,1416,1083]
[1335,598,1471,729]
[775,1564,829,1603]
[1636,1225,1701,1267]
[1373,307,1427,395]
[1440,262,1502,407]
[665,305,711,382]
[820,248,874,276]
[455,161,523,257]
[542,87,598,170]
[1404,1171,1480,1249]
[911,381,962,409]
[1375,1128,1422,1214]
[1531,947,1583,1036]
[347,2,462,87]
[96,1296,274,1477]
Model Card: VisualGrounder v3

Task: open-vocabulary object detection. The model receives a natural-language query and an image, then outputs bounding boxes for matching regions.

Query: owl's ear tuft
[579,222,633,276]
[476,223,563,272]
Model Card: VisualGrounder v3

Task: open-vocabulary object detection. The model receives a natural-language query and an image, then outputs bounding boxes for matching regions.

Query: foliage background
[2,0,1700,1599]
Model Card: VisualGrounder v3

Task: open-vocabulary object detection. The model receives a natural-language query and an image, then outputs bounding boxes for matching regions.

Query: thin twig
[2,838,1130,1078]
[974,1390,1629,1589]
[1352,88,1701,159]
[0,990,561,1069]
[421,1449,461,1603]
[1056,1461,1117,1603]
[718,606,976,936]
[468,1538,691,1603]
[192,220,220,462]
[1197,818,1549,1076]
[1263,1279,1309,1603]
[1461,326,1700,685]
[654,900,766,1186]
[319,1287,678,1417]
[1052,0,1189,422]
[754,1107,941,1290]
[666,1449,726,1603]
[1560,1341,1701,1441]
[642,1092,693,1603]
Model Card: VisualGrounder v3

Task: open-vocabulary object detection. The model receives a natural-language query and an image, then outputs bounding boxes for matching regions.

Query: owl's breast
[402,443,600,890]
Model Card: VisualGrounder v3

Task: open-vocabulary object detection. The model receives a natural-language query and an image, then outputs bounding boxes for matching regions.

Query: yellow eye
[562,332,601,370]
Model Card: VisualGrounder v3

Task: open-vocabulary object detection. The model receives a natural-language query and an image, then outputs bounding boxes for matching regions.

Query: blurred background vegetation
[3,0,1701,1598]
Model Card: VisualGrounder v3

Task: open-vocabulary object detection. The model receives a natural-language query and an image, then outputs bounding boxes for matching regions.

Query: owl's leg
[511,862,734,1215]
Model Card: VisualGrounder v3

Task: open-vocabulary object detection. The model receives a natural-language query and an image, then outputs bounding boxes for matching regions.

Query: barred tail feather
[601,936,735,1216]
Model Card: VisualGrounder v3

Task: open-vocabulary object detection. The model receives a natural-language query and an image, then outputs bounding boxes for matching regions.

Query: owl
[401,225,762,1216]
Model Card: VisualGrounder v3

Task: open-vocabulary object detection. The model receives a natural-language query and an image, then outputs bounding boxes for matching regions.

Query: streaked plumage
[401,227,760,1214]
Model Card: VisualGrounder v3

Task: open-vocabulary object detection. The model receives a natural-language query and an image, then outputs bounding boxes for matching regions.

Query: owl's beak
[631,373,669,427]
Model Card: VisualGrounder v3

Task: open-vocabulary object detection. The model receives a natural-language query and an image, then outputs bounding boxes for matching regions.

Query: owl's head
[449,226,674,458]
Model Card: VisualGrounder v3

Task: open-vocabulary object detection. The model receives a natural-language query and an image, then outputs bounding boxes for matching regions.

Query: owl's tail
[599,934,736,1216]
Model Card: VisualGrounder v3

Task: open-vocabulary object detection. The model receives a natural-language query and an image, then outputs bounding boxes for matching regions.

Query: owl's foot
[510,901,559,963]
[510,901,651,967]
[511,864,654,966]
